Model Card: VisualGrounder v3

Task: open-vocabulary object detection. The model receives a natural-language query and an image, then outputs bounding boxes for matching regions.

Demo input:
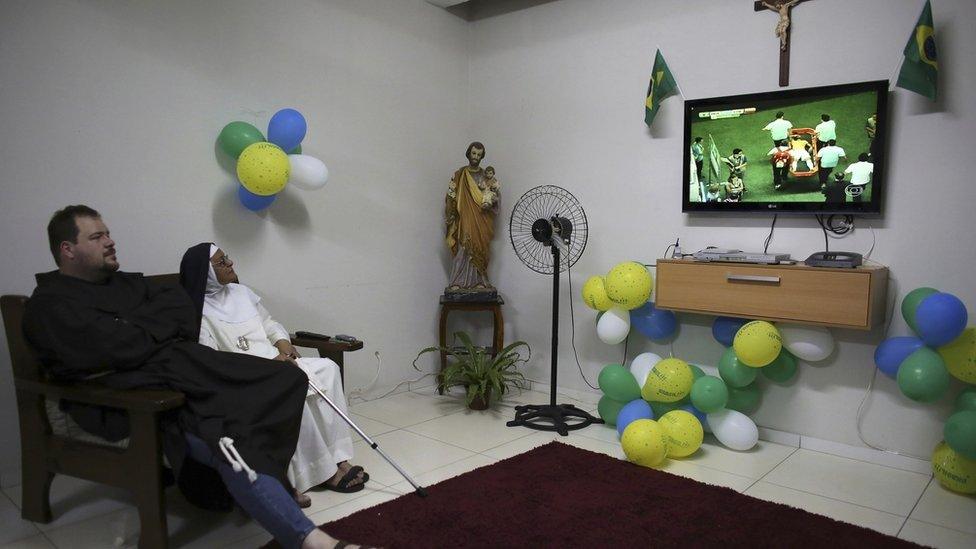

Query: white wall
[0,0,470,484]
[468,0,976,457]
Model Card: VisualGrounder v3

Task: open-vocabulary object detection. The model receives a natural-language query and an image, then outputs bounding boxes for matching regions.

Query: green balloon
[598,364,641,402]
[597,395,627,426]
[944,411,976,460]
[896,347,950,403]
[901,287,939,334]
[218,121,265,159]
[690,375,728,413]
[956,387,976,413]
[289,143,302,155]
[650,400,684,417]
[718,346,758,388]
[726,383,762,414]
[762,350,798,383]
[689,364,706,380]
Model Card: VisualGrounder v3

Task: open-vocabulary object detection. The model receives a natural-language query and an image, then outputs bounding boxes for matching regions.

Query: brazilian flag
[896,0,938,101]
[644,49,678,127]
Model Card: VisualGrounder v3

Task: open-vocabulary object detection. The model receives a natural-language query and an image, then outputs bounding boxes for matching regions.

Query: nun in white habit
[179,243,367,506]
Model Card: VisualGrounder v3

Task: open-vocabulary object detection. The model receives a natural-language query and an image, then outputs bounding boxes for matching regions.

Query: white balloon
[288,154,329,190]
[597,307,630,345]
[707,409,759,451]
[629,352,662,387]
[779,324,834,362]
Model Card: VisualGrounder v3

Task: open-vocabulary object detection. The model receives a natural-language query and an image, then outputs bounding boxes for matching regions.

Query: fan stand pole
[507,245,603,436]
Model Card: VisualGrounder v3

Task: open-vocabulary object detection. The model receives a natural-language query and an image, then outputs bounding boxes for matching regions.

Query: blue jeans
[184,433,316,549]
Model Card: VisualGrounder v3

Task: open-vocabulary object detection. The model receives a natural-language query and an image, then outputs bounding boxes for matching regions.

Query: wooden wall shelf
[654,259,887,330]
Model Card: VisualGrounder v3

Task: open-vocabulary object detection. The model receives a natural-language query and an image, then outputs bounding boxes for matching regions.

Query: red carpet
[269,441,923,548]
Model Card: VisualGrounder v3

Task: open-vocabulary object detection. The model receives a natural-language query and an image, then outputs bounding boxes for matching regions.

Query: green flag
[896,0,938,101]
[707,135,722,183]
[644,50,678,126]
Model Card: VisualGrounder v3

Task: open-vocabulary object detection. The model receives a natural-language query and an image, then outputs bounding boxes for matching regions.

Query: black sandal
[323,465,366,493]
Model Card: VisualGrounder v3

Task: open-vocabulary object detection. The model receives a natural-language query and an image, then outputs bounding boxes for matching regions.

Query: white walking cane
[306,378,428,497]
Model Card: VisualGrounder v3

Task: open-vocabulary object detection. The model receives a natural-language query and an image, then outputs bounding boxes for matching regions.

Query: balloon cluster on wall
[874,288,975,494]
[217,108,329,211]
[581,262,677,344]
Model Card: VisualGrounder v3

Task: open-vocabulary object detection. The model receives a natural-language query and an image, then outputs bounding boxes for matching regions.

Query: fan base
[506,403,603,436]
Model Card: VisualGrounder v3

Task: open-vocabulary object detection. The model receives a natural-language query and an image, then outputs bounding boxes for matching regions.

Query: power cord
[566,257,600,390]
[814,214,855,251]
[347,351,382,399]
[854,273,927,461]
[348,351,437,403]
[763,214,778,254]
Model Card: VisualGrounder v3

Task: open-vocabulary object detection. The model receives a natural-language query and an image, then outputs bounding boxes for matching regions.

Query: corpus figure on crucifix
[755,0,813,86]
[761,0,801,50]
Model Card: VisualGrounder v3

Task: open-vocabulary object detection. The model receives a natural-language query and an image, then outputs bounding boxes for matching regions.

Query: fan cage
[509,185,588,274]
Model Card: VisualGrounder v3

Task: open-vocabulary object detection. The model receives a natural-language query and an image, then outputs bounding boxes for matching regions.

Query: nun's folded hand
[274,353,299,366]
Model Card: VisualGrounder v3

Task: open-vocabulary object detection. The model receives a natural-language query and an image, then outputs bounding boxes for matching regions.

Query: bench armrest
[290,334,364,354]
[15,378,185,412]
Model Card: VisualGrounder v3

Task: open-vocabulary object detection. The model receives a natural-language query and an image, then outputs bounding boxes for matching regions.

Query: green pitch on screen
[689,91,877,204]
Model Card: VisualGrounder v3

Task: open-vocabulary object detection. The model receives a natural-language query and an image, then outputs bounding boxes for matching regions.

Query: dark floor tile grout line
[759,475,916,520]
[741,446,799,494]
[798,446,932,477]
[896,476,933,538]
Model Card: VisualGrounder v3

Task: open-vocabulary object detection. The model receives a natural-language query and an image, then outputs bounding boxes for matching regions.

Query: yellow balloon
[237,142,290,196]
[932,441,976,494]
[938,327,976,384]
[621,419,668,467]
[660,410,704,458]
[605,262,653,310]
[641,358,694,403]
[581,276,614,311]
[733,321,782,367]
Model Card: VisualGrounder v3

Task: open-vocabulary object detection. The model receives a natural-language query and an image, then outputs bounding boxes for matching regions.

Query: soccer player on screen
[767,141,792,190]
[763,111,793,145]
[844,153,874,203]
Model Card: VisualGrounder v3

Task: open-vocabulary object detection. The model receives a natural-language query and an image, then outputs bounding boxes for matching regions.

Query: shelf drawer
[654,260,887,329]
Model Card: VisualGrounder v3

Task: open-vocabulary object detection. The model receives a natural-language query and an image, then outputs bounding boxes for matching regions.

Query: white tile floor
[2,388,974,548]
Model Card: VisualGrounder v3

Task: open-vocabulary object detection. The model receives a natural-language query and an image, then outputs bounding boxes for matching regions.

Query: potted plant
[414,331,530,410]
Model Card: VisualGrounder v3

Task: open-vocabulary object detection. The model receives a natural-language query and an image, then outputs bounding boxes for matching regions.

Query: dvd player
[692,247,791,264]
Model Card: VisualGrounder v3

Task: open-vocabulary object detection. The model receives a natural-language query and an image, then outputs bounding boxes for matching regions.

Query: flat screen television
[682,80,887,214]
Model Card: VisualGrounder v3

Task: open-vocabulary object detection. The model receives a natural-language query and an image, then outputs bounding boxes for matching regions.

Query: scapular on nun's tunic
[22,270,308,498]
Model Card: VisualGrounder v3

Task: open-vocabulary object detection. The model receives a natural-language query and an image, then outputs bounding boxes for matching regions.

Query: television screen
[682,80,887,214]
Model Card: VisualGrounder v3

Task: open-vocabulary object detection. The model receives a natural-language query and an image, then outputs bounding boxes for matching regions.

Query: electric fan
[506,185,602,436]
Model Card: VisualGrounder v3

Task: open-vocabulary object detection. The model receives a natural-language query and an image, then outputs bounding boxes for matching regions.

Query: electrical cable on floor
[348,350,436,403]
[347,351,382,399]
[853,273,928,461]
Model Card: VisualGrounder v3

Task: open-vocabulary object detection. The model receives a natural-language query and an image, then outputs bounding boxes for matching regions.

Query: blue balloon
[631,302,677,341]
[874,336,925,379]
[267,108,307,154]
[712,316,748,347]
[616,399,654,437]
[238,185,276,211]
[915,293,968,347]
[680,404,710,432]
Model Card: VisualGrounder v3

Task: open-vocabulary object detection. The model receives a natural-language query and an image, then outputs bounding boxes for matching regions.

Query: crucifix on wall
[754,0,813,87]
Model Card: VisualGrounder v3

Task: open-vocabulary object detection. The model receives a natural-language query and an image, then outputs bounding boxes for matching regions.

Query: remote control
[294,331,331,340]
[334,334,358,343]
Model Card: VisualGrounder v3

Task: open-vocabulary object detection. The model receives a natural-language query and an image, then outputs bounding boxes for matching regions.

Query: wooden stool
[438,295,504,395]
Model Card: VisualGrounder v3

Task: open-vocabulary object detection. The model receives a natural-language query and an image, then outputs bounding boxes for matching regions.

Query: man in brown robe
[23,205,359,549]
